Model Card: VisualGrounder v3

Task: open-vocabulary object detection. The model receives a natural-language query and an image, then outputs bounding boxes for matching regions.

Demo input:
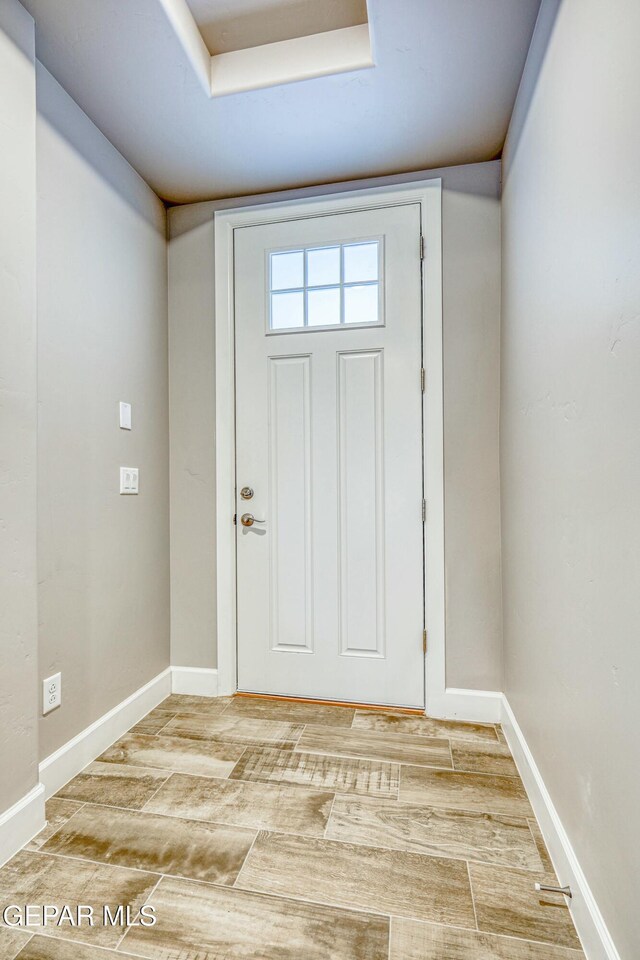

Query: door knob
[241,513,266,527]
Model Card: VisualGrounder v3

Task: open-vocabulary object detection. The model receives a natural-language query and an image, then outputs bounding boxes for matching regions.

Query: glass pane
[344,241,379,283]
[271,250,303,290]
[307,286,341,327]
[307,246,340,287]
[344,284,379,325]
[271,290,304,329]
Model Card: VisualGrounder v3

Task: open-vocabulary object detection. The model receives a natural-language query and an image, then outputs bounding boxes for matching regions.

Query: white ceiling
[187,0,368,55]
[22,0,541,204]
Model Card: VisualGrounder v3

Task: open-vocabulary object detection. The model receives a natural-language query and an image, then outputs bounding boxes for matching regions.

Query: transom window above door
[268,240,383,332]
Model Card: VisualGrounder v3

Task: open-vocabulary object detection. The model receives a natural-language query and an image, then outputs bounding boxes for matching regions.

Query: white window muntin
[267,237,384,334]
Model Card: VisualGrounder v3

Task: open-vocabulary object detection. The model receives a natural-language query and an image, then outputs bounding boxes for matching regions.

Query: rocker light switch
[119,402,132,430]
[120,467,139,494]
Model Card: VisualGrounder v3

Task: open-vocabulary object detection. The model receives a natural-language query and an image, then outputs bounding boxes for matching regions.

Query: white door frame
[213,178,446,717]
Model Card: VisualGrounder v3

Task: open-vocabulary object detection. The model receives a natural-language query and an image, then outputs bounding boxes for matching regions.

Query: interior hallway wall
[0,0,39,814]
[501,1,640,955]
[36,65,170,760]
[168,160,503,691]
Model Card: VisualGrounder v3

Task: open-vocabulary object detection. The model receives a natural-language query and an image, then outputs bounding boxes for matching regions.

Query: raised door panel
[268,355,313,653]
[337,350,385,658]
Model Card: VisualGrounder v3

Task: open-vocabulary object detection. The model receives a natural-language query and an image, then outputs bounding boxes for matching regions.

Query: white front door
[234,202,424,708]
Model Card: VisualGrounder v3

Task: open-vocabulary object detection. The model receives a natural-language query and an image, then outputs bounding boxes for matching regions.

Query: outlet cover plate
[43,672,62,715]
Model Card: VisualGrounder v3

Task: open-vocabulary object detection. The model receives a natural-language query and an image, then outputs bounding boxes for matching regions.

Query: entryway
[232,196,426,708]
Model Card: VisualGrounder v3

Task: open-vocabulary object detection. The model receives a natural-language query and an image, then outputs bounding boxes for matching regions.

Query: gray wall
[442,165,503,690]
[168,160,503,691]
[501,1,640,956]
[0,0,39,814]
[36,65,170,760]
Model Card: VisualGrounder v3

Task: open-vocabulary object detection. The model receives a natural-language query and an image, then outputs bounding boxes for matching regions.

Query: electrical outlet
[42,672,62,715]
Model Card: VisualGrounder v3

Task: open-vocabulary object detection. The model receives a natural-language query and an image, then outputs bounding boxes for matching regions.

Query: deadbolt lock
[240,486,254,500]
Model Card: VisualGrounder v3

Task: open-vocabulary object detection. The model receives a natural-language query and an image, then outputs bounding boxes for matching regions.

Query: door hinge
[420,367,425,393]
[420,235,425,260]
[422,629,427,654]
[422,499,426,522]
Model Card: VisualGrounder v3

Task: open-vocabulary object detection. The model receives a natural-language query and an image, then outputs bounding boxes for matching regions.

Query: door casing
[213,179,445,717]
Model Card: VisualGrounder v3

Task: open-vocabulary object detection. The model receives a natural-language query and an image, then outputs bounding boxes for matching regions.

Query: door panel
[337,349,385,658]
[268,354,313,654]
[234,203,424,707]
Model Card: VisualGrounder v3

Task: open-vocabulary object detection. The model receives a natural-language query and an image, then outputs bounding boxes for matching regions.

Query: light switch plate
[119,402,132,430]
[120,467,139,494]
[43,672,61,715]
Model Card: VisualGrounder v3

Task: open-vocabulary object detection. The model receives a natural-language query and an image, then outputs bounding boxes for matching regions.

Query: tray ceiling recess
[159,0,373,97]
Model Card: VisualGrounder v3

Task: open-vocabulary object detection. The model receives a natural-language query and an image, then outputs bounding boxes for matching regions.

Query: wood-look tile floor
[0,696,585,959]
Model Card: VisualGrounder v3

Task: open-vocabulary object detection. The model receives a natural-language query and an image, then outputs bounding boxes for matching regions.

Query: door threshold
[233,691,424,715]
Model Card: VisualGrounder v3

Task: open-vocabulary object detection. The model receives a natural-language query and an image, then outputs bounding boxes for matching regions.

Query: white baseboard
[0,782,45,868]
[39,667,172,799]
[427,687,502,723]
[171,666,218,697]
[501,695,620,960]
